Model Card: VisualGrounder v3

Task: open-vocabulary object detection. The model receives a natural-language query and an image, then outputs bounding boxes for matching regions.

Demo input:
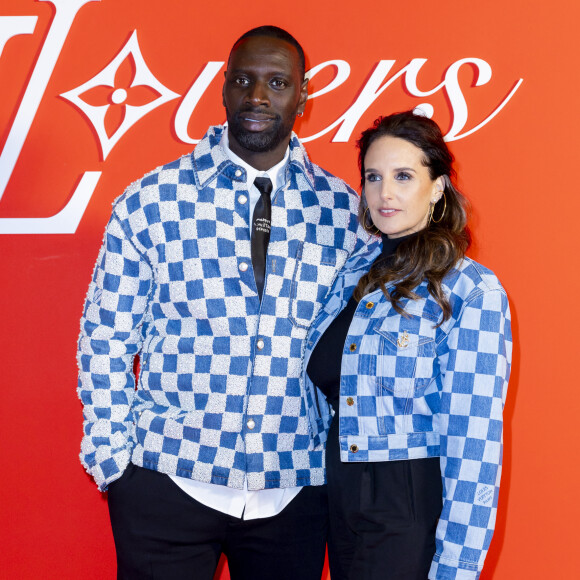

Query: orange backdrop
[1,1,579,578]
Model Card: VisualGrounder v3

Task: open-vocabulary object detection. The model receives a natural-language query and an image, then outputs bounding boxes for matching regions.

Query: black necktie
[251,176,272,300]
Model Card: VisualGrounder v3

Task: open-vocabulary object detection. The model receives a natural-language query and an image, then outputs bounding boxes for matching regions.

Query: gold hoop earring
[363,207,380,235]
[430,193,446,224]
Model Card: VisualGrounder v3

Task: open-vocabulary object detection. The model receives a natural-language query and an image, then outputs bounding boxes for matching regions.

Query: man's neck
[227,130,290,171]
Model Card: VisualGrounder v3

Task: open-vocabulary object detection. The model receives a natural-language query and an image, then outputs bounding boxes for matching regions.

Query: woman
[304,111,511,579]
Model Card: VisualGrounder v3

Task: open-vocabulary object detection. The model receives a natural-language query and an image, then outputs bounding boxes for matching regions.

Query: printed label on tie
[254,217,271,234]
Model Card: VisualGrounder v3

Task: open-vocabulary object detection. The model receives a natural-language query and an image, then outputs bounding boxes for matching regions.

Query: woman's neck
[380,231,419,258]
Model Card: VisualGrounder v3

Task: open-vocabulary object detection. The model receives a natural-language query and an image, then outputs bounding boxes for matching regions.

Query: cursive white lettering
[0,7,523,234]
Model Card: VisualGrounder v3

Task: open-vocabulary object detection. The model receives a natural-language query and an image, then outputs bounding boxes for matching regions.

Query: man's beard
[226,108,295,152]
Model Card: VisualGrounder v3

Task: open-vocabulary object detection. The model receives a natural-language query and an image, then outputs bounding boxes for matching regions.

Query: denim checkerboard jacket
[303,243,512,580]
[77,125,367,492]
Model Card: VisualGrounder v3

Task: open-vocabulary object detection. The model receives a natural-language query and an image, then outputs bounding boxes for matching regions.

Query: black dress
[307,234,442,580]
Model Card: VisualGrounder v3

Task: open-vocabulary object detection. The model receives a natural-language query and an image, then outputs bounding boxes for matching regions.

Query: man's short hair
[230,25,306,79]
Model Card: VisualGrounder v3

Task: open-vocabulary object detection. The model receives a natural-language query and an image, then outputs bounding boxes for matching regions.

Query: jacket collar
[190,125,316,190]
[342,238,382,274]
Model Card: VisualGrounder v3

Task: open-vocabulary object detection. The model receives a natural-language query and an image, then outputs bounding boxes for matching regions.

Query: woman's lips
[377,208,400,216]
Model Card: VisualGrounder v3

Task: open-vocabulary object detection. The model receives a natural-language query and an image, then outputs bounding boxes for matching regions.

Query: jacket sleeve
[77,211,153,491]
[429,288,512,580]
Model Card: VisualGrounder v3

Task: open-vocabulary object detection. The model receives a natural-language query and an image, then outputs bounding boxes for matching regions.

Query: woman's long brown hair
[353,112,471,324]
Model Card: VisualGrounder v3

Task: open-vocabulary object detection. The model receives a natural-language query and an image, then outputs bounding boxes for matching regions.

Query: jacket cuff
[81,448,131,492]
[429,558,481,580]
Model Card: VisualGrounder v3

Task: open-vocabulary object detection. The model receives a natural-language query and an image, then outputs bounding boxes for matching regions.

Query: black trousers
[107,464,328,580]
[326,417,443,580]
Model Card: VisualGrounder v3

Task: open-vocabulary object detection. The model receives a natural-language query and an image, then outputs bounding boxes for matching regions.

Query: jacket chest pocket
[288,242,348,330]
[374,314,437,397]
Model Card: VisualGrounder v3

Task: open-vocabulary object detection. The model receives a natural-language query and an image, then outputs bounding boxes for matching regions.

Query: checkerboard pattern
[78,125,366,492]
[303,248,512,580]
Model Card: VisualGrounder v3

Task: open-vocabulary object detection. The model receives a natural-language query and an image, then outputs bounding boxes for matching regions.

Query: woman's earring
[430,193,446,224]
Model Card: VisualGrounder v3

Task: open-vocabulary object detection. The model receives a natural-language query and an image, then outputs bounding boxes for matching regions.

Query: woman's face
[364,136,443,238]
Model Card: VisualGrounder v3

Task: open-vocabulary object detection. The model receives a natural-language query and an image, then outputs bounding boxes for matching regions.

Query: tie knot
[254,176,273,196]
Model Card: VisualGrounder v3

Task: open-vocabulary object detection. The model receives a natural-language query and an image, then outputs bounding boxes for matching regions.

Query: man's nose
[247,81,270,105]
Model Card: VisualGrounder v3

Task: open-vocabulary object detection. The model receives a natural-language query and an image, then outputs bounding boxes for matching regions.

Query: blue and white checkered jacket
[77,125,367,492]
[303,242,512,580]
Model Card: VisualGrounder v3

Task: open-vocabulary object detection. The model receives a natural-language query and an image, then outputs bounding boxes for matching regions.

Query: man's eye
[365,173,381,183]
[271,79,288,88]
[234,77,250,86]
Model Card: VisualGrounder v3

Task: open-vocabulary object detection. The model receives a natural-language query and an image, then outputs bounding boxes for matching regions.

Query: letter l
[0,0,101,234]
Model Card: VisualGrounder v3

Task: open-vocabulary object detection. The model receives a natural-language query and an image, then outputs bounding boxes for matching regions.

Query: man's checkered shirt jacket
[303,243,512,580]
[77,125,366,492]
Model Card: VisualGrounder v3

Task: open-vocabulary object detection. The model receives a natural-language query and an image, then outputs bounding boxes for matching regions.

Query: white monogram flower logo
[61,31,179,159]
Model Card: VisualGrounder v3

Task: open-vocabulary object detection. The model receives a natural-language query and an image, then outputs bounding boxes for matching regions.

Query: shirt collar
[222,128,290,192]
[190,125,315,193]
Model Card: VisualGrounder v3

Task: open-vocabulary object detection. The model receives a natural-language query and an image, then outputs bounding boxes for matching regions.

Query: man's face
[223,36,308,166]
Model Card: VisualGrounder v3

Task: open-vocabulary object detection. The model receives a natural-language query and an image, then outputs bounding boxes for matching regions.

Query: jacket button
[350,444,359,453]
[349,343,357,352]
[256,339,265,350]
[365,301,374,309]
[239,262,248,272]
[235,169,242,177]
[238,194,247,204]
[346,397,354,406]
[247,419,255,429]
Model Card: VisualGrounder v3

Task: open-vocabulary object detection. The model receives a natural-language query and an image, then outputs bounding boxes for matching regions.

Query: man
[78,26,367,580]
